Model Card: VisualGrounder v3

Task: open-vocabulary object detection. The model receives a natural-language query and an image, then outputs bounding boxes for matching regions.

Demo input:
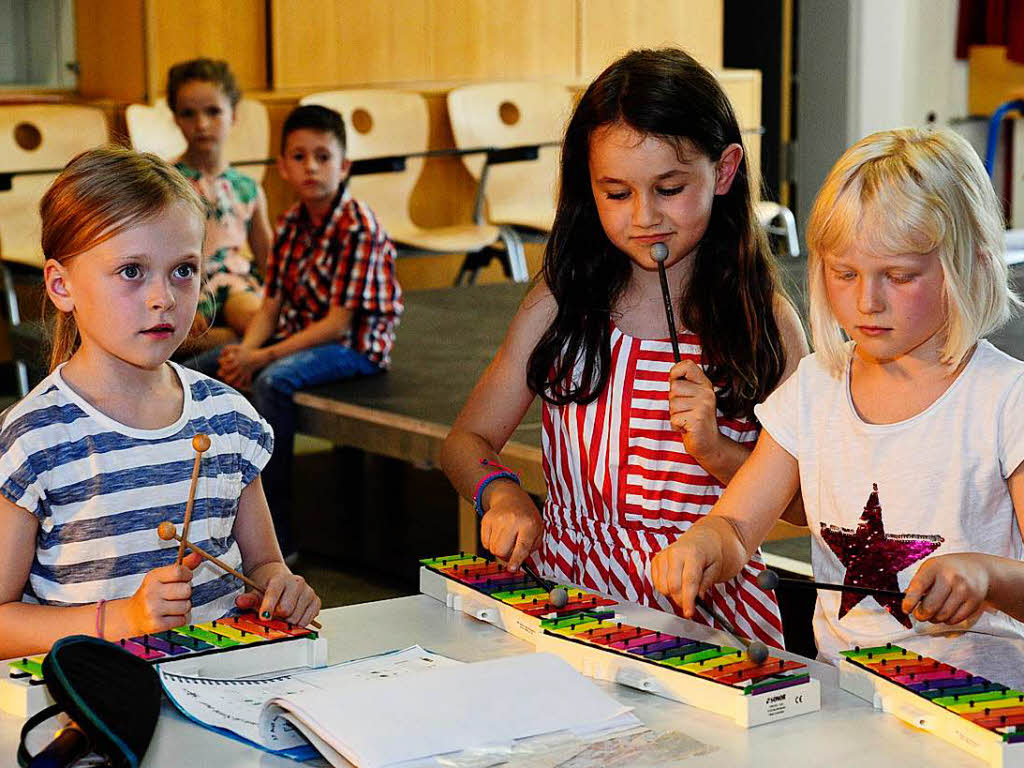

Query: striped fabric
[0,363,273,624]
[267,185,404,367]
[538,325,785,648]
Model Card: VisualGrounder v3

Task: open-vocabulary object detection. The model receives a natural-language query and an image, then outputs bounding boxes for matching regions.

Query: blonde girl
[652,128,1024,685]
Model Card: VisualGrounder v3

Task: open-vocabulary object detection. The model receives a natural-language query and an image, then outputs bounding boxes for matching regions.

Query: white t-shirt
[755,340,1024,686]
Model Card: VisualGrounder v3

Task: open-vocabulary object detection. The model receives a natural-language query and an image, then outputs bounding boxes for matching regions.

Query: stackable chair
[0,104,108,395]
[300,89,527,284]
[125,98,270,182]
[446,82,572,243]
[755,201,800,258]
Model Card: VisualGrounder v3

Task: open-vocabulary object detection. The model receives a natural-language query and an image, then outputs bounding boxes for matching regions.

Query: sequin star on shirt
[820,484,944,628]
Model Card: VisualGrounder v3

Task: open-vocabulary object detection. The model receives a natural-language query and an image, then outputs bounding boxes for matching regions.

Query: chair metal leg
[15,360,28,398]
[777,205,800,258]
[2,262,30,396]
[498,225,528,282]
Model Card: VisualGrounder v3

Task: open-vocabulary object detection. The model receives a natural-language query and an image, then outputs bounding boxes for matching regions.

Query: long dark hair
[526,48,786,419]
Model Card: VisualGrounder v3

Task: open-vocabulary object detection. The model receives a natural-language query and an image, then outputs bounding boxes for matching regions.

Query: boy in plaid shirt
[205,105,403,556]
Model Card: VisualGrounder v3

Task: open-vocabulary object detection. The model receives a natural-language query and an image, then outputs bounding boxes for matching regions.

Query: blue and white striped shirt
[0,362,273,623]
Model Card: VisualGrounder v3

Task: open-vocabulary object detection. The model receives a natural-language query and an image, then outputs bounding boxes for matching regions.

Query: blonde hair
[806,127,1019,373]
[40,146,205,371]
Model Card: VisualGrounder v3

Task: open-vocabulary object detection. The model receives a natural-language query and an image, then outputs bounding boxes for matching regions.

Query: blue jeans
[188,343,380,553]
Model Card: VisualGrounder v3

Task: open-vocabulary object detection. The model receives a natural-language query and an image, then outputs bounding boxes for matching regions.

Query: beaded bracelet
[95,599,106,641]
[473,458,521,518]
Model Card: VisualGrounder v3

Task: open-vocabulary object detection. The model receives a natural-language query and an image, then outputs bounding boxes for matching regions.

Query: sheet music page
[159,645,460,753]
[261,652,639,768]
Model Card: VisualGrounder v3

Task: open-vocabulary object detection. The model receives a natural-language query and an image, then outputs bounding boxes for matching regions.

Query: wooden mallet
[158,521,322,630]
[176,434,211,565]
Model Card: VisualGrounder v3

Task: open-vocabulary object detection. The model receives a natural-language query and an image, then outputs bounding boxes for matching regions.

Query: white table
[1,595,986,767]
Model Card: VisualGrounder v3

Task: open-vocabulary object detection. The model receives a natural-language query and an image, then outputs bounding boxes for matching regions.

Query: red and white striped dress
[536,324,785,648]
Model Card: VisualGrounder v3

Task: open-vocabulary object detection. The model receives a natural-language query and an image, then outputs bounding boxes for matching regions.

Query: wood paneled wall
[270,0,721,89]
[76,1,724,99]
[271,0,578,89]
[577,0,723,79]
[65,0,745,291]
[76,0,267,101]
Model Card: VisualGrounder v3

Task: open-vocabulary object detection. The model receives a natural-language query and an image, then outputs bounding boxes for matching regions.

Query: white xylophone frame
[419,564,820,727]
[0,629,328,719]
[840,656,1024,768]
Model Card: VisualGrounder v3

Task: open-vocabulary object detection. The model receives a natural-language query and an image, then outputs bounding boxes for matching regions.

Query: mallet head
[548,587,569,609]
[650,242,669,263]
[747,641,770,666]
[756,569,780,591]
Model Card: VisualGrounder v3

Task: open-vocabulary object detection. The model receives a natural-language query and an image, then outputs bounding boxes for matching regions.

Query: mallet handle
[176,452,203,565]
[779,576,904,600]
[170,530,322,630]
[657,261,682,363]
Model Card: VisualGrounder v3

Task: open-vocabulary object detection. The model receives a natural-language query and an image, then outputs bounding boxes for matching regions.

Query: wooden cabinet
[578,0,723,78]
[75,0,267,101]
[270,0,577,89]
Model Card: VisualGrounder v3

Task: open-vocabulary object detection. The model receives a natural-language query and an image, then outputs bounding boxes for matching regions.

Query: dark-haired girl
[440,48,807,647]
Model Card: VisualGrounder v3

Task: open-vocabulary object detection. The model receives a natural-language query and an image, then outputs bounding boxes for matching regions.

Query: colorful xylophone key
[420,553,822,727]
[420,554,616,619]
[1,612,327,718]
[841,643,1024,767]
[543,616,808,695]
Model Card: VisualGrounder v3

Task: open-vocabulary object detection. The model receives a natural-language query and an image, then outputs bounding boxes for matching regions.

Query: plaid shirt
[267,187,403,368]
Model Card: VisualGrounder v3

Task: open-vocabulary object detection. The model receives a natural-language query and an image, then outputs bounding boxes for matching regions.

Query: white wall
[847,0,962,141]
[796,0,968,229]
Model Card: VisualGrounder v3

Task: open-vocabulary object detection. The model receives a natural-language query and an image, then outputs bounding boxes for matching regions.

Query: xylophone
[1,612,327,719]
[841,644,1024,768]
[420,553,820,727]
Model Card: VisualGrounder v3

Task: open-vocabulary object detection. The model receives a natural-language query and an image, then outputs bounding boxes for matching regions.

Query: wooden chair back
[125,98,269,182]
[0,104,109,268]
[447,82,573,231]
[299,90,427,234]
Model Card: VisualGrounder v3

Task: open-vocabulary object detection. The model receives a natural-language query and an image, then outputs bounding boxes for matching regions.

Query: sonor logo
[766,694,787,703]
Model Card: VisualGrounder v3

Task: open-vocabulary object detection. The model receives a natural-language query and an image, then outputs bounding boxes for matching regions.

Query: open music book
[160,646,639,767]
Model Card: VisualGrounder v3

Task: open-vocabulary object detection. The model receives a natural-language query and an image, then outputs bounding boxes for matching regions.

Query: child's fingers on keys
[278,575,313,620]
[659,550,686,603]
[297,598,321,629]
[507,531,534,572]
[286,590,317,626]
[491,523,517,564]
[235,591,260,610]
[162,598,191,620]
[650,553,666,596]
[943,597,981,627]
[480,513,494,554]
[913,579,951,622]
[678,556,706,619]
[902,564,935,615]
[697,562,719,601]
[259,580,287,620]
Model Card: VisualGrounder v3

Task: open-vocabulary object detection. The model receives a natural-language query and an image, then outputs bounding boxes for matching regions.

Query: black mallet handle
[651,243,682,363]
[697,596,769,665]
[757,569,905,600]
